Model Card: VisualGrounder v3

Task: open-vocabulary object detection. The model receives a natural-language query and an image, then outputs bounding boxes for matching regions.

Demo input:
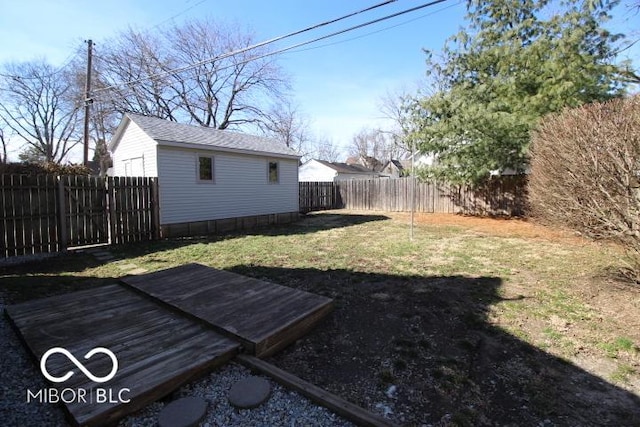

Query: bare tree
[166,20,288,129]
[0,60,82,163]
[379,88,419,151]
[95,18,289,131]
[93,29,176,119]
[258,101,310,154]
[0,126,7,163]
[349,127,406,170]
[92,138,112,176]
[313,137,341,163]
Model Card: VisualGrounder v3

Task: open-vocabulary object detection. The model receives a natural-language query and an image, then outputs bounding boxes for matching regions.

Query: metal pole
[410,146,415,241]
[83,39,93,166]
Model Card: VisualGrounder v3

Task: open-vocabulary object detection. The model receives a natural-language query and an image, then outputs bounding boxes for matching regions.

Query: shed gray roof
[119,114,299,158]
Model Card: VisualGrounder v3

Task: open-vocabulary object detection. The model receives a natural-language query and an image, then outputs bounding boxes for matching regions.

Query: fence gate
[1,174,159,257]
[59,175,109,248]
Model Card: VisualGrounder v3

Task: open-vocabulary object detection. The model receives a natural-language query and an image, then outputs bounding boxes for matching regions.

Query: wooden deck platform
[122,263,334,357]
[5,284,239,427]
[5,264,334,426]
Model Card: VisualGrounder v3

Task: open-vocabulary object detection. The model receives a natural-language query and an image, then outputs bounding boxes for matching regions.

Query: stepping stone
[126,268,148,275]
[228,376,271,409]
[158,396,207,427]
[116,263,138,270]
[370,292,391,301]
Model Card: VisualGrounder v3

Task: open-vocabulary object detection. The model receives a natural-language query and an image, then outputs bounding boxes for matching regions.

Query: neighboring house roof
[345,155,384,172]
[344,156,360,166]
[382,159,405,172]
[313,160,376,174]
[110,113,300,159]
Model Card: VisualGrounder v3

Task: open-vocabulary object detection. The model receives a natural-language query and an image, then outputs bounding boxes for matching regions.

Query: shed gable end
[111,121,158,177]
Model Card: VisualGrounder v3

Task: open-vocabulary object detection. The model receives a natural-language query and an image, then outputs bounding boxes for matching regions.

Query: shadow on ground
[228,265,640,426]
[0,252,119,304]
[2,211,638,426]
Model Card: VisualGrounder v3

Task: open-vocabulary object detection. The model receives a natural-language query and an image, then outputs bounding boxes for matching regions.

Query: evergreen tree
[409,0,626,184]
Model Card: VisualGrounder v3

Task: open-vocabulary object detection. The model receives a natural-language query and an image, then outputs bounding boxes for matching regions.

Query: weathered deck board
[5,284,239,427]
[122,263,334,357]
[6,264,334,426]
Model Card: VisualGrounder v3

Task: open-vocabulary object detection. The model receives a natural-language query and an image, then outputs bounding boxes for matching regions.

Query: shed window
[268,161,279,183]
[198,156,213,181]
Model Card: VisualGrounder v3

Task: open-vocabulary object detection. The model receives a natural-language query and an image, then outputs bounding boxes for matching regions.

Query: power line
[289,0,463,55]
[149,0,210,30]
[90,0,451,109]
[250,0,450,59]
[0,49,82,81]
[93,0,399,94]
[94,0,449,95]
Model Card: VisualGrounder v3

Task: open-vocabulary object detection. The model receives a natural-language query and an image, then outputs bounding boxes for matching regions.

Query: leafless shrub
[0,162,90,175]
[529,96,640,280]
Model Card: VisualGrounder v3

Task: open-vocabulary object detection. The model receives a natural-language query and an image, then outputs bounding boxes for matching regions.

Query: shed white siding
[111,121,158,177]
[157,146,298,224]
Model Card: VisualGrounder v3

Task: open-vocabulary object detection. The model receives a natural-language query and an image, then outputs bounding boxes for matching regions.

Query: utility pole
[83,39,93,166]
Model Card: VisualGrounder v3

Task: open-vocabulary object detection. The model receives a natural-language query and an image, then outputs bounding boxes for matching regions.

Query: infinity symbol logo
[40,347,119,383]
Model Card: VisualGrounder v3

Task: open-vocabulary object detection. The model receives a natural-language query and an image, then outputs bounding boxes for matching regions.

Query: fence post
[151,178,161,239]
[56,176,68,252]
[107,177,118,245]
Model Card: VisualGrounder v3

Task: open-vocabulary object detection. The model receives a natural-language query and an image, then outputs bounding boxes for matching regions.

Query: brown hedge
[0,162,91,176]
[528,96,640,279]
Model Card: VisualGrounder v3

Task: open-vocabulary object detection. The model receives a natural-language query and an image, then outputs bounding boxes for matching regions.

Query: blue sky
[1,0,638,160]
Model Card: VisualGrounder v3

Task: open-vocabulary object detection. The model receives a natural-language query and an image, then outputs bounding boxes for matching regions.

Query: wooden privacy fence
[299,181,340,213]
[1,175,159,257]
[300,176,526,216]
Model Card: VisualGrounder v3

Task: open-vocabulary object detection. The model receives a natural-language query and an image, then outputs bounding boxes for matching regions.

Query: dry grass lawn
[1,210,639,426]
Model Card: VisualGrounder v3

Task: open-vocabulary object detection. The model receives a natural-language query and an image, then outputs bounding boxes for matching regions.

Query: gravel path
[120,364,353,427]
[0,295,353,427]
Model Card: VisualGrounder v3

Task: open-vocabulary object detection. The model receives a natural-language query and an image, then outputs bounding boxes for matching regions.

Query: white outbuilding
[298,159,380,182]
[109,113,301,237]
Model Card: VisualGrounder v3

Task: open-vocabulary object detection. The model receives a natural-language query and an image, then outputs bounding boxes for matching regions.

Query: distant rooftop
[314,160,376,174]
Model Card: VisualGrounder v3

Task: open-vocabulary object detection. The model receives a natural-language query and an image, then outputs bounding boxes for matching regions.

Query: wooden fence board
[300,177,526,216]
[0,175,60,257]
[299,181,337,213]
[104,176,158,246]
[1,174,159,257]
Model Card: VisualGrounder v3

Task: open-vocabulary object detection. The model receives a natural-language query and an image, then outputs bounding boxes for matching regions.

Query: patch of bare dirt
[232,265,640,426]
[388,211,591,244]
